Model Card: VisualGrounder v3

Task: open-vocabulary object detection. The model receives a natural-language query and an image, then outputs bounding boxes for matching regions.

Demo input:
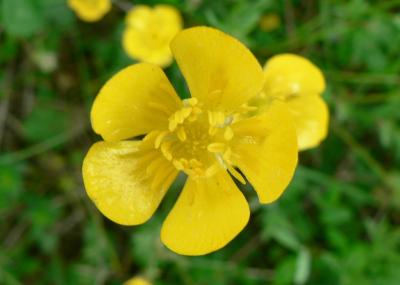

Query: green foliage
[1,0,45,37]
[1,0,400,284]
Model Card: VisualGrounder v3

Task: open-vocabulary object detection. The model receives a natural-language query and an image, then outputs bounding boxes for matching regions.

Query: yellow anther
[192,106,202,114]
[208,111,216,126]
[181,107,192,119]
[175,110,185,124]
[155,131,168,149]
[205,162,220,177]
[183,97,198,107]
[160,141,173,161]
[177,127,187,141]
[207,142,226,153]
[169,118,178,131]
[223,147,232,161]
[228,166,246,185]
[215,112,225,125]
[224,127,234,140]
[172,159,184,170]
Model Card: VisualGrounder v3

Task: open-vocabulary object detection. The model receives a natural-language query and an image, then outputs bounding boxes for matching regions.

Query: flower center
[153,98,244,180]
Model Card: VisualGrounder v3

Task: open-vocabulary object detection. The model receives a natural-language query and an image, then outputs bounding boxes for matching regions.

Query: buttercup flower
[124,276,151,285]
[83,27,298,255]
[256,54,329,150]
[122,5,183,67]
[67,0,111,22]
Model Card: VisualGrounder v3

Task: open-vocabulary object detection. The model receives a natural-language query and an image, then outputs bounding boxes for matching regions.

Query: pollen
[152,98,245,181]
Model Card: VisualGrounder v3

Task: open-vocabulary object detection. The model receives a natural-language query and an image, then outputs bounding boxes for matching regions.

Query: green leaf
[1,0,45,37]
[22,104,69,143]
[0,165,23,210]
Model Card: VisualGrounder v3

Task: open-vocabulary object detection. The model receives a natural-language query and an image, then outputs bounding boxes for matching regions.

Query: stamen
[224,127,234,140]
[223,147,232,161]
[177,127,187,141]
[160,141,173,161]
[207,142,226,153]
[208,111,216,126]
[169,118,178,131]
[205,162,220,177]
[183,97,198,106]
[156,98,245,180]
[215,112,225,125]
[155,131,168,149]
[172,159,184,170]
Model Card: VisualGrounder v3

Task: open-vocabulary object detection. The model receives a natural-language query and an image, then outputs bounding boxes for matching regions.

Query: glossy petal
[286,94,329,150]
[123,5,182,67]
[231,101,298,203]
[91,63,181,141]
[123,28,174,67]
[82,140,178,225]
[67,0,111,22]
[161,170,250,255]
[263,54,326,99]
[171,27,264,111]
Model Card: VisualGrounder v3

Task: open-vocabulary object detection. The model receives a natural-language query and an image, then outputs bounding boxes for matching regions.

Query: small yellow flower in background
[68,0,111,22]
[257,54,329,151]
[124,276,151,285]
[122,5,183,67]
[259,13,281,32]
[83,27,298,256]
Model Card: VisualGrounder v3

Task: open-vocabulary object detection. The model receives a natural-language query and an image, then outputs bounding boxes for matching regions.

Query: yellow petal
[82,140,178,225]
[122,28,174,67]
[263,54,325,99]
[286,94,329,150]
[123,5,182,67]
[161,170,250,255]
[124,276,152,285]
[171,27,264,111]
[125,5,153,29]
[91,63,181,141]
[67,0,111,22]
[231,101,298,204]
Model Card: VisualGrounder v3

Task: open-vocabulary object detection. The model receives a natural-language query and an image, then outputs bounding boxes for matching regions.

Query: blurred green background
[1,0,400,284]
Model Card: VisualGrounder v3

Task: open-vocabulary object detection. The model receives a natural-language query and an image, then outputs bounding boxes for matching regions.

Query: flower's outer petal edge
[287,94,330,150]
[67,0,111,22]
[263,53,326,98]
[161,170,250,256]
[231,100,298,204]
[91,63,181,142]
[170,26,264,111]
[82,140,178,225]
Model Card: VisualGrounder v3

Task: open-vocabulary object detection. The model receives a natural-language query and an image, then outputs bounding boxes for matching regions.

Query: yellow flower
[122,5,183,67]
[67,0,111,22]
[124,276,151,285]
[83,27,298,256]
[259,54,329,150]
